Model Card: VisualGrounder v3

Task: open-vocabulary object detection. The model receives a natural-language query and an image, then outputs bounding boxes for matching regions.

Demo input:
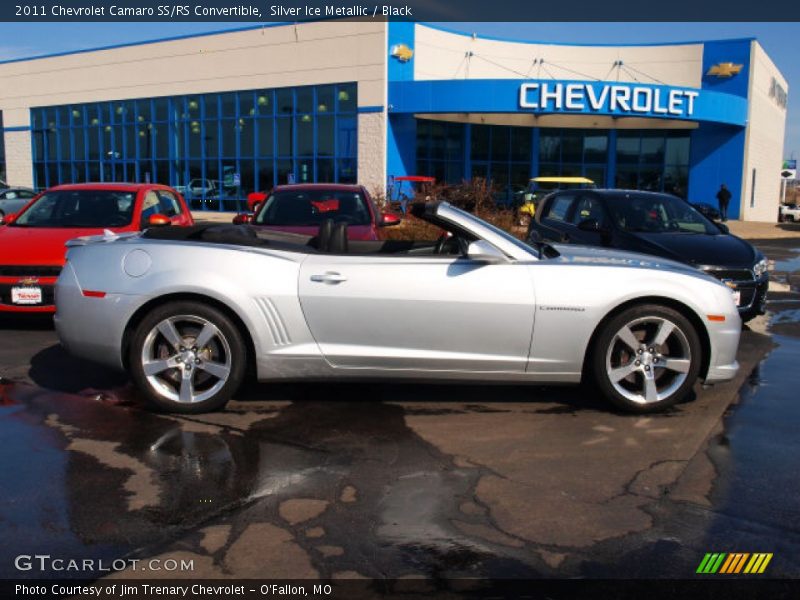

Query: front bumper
[0,277,58,313]
[734,275,769,316]
[702,304,742,384]
[702,267,768,317]
[705,360,740,384]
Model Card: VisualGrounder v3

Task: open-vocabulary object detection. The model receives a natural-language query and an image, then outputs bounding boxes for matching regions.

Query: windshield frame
[428,203,540,261]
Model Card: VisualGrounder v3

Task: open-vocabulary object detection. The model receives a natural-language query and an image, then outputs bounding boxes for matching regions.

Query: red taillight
[82,290,106,298]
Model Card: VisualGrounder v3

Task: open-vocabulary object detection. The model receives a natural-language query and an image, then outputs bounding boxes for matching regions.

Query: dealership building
[0,21,788,221]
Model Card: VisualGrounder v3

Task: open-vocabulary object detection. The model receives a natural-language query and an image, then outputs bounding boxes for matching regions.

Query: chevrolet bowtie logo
[17,277,39,285]
[706,62,744,78]
[390,43,414,62]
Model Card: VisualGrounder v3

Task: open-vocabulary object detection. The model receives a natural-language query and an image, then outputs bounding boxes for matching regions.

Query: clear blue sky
[1,21,797,158]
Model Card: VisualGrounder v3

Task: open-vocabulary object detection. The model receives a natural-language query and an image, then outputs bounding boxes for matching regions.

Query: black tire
[590,304,702,413]
[129,301,246,414]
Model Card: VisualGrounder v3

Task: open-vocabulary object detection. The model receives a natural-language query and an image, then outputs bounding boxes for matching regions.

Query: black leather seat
[329,222,348,254]
[314,218,335,252]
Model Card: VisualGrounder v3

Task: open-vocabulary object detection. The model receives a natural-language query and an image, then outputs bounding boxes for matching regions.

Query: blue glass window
[615,131,690,197]
[30,83,359,209]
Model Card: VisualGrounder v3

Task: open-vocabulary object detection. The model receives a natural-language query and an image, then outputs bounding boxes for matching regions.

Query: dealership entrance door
[404,114,696,201]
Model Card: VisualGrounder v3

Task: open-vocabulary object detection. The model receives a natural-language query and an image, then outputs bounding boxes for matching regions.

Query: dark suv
[528,189,768,322]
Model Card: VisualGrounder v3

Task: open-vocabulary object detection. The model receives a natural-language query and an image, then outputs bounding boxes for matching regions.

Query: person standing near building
[716,184,732,222]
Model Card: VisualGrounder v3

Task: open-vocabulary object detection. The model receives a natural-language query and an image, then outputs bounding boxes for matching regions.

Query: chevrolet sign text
[519,82,699,117]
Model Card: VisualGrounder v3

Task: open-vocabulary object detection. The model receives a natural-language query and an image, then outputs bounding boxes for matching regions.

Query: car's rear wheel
[129,301,246,413]
[590,304,702,413]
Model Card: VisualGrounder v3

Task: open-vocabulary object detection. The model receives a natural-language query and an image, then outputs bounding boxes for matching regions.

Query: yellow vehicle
[517,176,595,226]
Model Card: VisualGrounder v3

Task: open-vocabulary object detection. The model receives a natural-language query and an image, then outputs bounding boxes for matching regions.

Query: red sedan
[235,184,401,241]
[0,183,193,313]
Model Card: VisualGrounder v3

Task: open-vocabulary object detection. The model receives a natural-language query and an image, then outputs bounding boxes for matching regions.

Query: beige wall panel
[3,131,33,187]
[357,112,387,194]
[413,25,702,88]
[740,42,788,222]
[0,22,387,119]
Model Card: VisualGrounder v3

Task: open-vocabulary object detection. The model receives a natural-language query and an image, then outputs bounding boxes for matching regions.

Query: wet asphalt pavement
[1,238,799,583]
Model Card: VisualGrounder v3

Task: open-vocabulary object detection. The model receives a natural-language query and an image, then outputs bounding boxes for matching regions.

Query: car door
[533,192,578,242]
[565,193,611,247]
[156,189,192,226]
[298,252,536,372]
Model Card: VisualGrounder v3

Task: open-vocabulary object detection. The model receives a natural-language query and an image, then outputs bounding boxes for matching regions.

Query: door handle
[310,272,348,284]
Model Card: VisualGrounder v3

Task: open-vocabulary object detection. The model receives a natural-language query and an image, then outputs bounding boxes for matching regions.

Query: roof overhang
[413,113,700,130]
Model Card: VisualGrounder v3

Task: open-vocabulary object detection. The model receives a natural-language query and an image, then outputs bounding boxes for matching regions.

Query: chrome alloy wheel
[604,316,692,405]
[140,315,232,404]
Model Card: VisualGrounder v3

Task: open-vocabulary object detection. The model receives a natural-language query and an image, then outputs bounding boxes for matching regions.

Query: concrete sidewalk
[191,210,239,223]
[725,219,800,240]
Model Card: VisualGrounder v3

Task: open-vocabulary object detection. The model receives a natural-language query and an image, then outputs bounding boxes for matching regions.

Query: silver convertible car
[54,202,741,414]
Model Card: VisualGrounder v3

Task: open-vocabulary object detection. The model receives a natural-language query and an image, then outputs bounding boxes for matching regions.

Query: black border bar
[1,1,800,22]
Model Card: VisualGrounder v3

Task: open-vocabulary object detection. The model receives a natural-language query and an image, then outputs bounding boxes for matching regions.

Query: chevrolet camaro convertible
[55,202,741,414]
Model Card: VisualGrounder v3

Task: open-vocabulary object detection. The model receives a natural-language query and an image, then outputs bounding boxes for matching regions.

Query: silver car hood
[550,243,717,282]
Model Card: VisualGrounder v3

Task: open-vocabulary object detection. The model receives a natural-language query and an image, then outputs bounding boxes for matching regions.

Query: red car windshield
[256,190,371,226]
[12,190,136,228]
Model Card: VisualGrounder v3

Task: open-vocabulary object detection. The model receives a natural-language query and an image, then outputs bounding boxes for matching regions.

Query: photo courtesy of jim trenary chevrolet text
[0,1,799,599]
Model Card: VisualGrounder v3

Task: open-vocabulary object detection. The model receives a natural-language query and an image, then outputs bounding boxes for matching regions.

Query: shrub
[381,179,527,242]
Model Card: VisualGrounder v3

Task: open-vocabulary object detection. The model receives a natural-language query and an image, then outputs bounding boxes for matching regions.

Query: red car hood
[253,224,378,241]
[0,226,122,266]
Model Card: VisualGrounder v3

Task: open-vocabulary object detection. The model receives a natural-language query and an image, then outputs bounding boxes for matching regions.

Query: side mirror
[147,214,171,227]
[716,222,730,234]
[466,239,507,262]
[233,212,255,225]
[380,213,402,227]
[0,212,15,225]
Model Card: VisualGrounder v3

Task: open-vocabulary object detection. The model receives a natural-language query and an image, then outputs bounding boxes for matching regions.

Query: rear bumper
[54,263,137,371]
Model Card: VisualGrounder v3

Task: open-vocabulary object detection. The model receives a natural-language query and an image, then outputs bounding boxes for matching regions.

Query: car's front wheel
[590,304,702,413]
[129,301,246,413]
